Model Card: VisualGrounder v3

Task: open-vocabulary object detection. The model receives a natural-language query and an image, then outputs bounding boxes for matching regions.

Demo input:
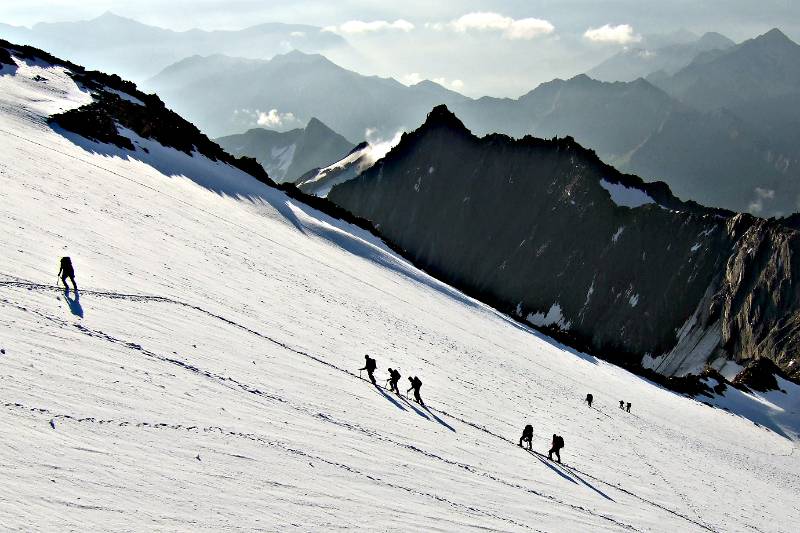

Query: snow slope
[1,54,799,532]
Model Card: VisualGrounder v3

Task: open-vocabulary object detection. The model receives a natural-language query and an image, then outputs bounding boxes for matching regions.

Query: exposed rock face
[0,46,13,67]
[329,106,800,381]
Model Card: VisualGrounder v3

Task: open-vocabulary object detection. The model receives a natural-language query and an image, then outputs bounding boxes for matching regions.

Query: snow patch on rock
[527,303,571,330]
[600,179,656,208]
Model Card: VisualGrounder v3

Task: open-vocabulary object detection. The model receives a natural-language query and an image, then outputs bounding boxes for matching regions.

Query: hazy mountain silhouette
[146,50,469,140]
[0,12,347,81]
[145,28,800,215]
[450,74,796,215]
[216,118,356,182]
[588,32,734,82]
[654,28,800,111]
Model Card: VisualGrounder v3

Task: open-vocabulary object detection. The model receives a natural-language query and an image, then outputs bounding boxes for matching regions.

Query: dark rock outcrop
[732,358,788,393]
[0,46,13,67]
[329,105,800,382]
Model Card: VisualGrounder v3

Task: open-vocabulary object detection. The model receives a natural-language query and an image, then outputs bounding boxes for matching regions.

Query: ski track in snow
[0,279,756,533]
[0,280,658,531]
[1,57,799,532]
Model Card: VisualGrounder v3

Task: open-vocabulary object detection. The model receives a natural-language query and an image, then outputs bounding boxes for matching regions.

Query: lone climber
[58,256,77,291]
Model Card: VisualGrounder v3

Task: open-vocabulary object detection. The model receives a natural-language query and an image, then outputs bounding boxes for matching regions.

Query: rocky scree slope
[329,106,800,383]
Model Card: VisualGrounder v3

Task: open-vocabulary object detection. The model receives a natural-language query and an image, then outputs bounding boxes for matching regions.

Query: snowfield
[1,55,799,532]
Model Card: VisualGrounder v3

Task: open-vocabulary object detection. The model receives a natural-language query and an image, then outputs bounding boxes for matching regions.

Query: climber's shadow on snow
[529,449,615,501]
[372,384,407,412]
[62,288,84,318]
[423,406,456,432]
[529,451,577,484]
[52,126,309,235]
[399,396,431,420]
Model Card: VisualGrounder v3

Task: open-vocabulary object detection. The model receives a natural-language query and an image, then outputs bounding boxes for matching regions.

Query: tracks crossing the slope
[1,278,718,531]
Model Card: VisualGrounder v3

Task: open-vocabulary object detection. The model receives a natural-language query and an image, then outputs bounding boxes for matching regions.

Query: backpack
[391,369,401,381]
[60,257,73,270]
[523,424,533,436]
[555,435,565,448]
[366,358,376,371]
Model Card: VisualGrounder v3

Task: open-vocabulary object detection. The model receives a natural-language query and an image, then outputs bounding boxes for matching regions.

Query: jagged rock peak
[421,105,468,132]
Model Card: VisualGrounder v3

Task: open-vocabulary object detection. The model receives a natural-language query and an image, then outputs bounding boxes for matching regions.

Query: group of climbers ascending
[520,393,633,464]
[519,426,565,463]
[55,256,631,470]
[360,355,425,406]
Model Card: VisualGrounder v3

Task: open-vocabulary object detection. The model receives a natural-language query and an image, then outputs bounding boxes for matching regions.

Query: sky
[2,1,799,97]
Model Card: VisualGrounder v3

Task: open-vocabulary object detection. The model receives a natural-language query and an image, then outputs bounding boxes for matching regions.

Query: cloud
[401,72,424,85]
[445,12,554,40]
[289,31,305,38]
[256,109,297,128]
[323,19,414,35]
[748,187,776,214]
[361,129,405,169]
[402,73,465,91]
[583,24,642,44]
[433,77,465,90]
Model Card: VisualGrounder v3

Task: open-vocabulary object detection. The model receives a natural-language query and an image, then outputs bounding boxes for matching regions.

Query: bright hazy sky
[2,1,798,97]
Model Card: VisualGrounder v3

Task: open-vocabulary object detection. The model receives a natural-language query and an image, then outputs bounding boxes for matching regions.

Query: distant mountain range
[587,31,735,82]
[147,27,800,216]
[0,12,347,81]
[652,28,800,161]
[144,51,469,140]
[216,118,355,183]
[451,72,797,216]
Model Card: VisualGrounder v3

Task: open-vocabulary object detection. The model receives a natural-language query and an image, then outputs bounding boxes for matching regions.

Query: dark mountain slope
[329,106,800,380]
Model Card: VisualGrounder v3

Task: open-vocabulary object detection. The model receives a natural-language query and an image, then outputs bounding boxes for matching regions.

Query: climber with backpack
[586,393,593,407]
[519,424,534,450]
[407,376,424,406]
[387,368,401,394]
[548,434,565,463]
[360,355,377,385]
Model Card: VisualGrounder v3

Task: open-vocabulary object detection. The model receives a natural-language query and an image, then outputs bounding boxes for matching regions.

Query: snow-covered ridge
[1,42,799,531]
